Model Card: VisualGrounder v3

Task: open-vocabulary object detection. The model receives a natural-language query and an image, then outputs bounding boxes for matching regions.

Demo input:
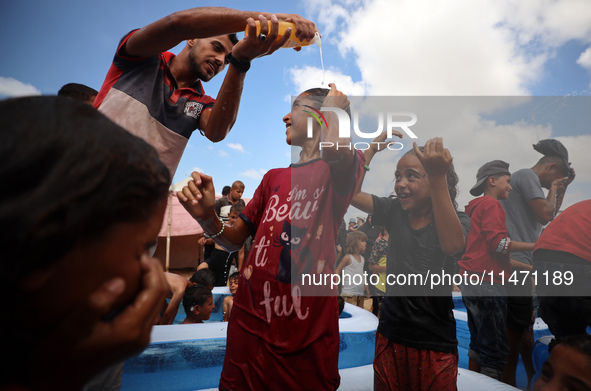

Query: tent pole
[166,190,173,272]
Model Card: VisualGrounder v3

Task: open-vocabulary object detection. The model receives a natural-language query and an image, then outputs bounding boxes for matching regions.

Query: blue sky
[1,0,591,219]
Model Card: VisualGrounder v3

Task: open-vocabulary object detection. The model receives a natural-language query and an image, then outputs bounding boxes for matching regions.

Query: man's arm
[122,7,318,58]
[529,167,575,224]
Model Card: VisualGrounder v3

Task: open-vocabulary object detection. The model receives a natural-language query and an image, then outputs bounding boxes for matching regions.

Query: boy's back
[458,195,511,283]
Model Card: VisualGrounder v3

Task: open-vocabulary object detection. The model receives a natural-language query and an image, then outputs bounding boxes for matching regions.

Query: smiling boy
[458,160,534,380]
[177,84,364,390]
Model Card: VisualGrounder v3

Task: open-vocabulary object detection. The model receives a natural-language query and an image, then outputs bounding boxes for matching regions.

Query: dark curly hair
[0,96,170,284]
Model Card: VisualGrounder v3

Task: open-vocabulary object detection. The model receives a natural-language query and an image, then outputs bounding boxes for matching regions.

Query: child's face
[196,295,215,321]
[493,174,512,200]
[394,154,431,213]
[27,200,166,326]
[533,344,591,391]
[228,278,238,295]
[358,240,367,253]
[228,211,240,226]
[283,93,319,146]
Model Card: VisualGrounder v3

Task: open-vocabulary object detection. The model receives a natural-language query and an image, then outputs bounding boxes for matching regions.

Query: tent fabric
[158,193,204,237]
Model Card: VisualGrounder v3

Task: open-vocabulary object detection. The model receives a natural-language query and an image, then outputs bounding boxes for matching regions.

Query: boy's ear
[488,176,496,187]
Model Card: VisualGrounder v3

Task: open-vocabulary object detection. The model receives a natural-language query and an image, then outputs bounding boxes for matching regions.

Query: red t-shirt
[220,153,363,390]
[534,199,591,262]
[458,196,512,283]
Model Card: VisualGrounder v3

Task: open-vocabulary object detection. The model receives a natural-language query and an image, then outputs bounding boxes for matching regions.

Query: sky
[1,0,591,221]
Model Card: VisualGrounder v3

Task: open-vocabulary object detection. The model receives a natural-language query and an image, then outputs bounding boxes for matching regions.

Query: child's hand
[321,83,350,111]
[177,171,216,220]
[366,131,403,160]
[29,256,168,390]
[413,137,452,178]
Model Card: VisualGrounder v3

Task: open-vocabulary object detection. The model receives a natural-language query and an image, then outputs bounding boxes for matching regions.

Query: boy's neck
[483,188,499,201]
[182,313,204,324]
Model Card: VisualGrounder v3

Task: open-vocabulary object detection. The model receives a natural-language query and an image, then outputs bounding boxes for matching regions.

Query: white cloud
[227,143,245,152]
[239,168,268,180]
[288,66,368,96]
[218,150,229,157]
[577,46,591,86]
[0,77,41,97]
[577,47,591,69]
[299,0,591,96]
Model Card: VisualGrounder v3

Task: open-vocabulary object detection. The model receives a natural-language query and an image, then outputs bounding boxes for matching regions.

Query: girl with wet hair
[352,134,470,390]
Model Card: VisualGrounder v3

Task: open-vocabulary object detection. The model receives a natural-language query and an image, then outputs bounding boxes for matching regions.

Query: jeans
[461,282,509,371]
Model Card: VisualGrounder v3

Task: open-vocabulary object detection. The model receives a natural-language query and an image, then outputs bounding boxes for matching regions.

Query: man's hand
[274,13,318,44]
[232,15,291,60]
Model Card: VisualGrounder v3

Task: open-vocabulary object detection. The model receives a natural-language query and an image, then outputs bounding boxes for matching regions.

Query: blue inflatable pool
[121,288,378,390]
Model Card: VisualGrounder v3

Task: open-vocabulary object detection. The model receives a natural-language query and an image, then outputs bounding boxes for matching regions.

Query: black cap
[533,139,569,169]
[470,160,511,196]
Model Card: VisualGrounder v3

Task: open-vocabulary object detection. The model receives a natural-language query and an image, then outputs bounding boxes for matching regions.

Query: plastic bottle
[245,21,321,49]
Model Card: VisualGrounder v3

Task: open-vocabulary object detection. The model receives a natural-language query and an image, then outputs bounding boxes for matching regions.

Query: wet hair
[190,268,215,289]
[182,284,213,314]
[57,83,98,103]
[221,185,231,196]
[300,88,352,117]
[548,334,591,360]
[535,155,570,177]
[0,96,170,286]
[230,203,245,214]
[346,231,368,254]
[228,271,239,284]
[402,146,460,210]
[228,33,238,45]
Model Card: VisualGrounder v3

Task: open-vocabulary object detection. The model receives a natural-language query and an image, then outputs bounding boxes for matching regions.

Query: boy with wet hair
[223,272,239,321]
[178,83,364,389]
[190,268,215,290]
[458,160,534,381]
[181,284,215,324]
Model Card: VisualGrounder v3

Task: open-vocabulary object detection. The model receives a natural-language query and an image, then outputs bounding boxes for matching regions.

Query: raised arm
[122,7,318,58]
[351,131,403,214]
[414,138,465,255]
[159,272,190,325]
[529,166,575,224]
[177,172,250,252]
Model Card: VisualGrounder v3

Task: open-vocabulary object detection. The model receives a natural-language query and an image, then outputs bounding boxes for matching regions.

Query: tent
[154,177,249,271]
[155,177,204,271]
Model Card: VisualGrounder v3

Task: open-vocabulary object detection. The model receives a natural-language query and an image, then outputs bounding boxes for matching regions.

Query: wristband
[364,165,370,171]
[203,216,225,239]
[227,52,251,73]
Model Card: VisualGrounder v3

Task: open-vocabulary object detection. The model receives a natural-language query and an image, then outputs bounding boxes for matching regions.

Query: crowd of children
[3,81,589,391]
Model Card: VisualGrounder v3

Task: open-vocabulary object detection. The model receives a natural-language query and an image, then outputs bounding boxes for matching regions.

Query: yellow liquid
[246,21,318,48]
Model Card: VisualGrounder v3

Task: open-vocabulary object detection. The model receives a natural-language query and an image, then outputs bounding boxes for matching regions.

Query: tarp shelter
[154,177,204,271]
[154,177,249,271]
